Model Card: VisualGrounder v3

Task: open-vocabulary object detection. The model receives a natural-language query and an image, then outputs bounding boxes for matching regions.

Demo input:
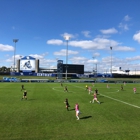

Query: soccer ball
[90,101,92,103]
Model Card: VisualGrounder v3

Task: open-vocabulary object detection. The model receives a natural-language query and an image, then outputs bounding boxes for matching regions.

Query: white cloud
[70,56,88,65]
[47,37,134,52]
[115,46,135,51]
[6,58,13,63]
[0,44,14,51]
[42,52,49,57]
[81,31,91,37]
[54,49,79,56]
[70,57,98,71]
[47,39,63,45]
[70,38,119,50]
[133,31,140,43]
[124,15,131,21]
[70,40,96,49]
[119,23,129,31]
[118,15,131,31]
[40,59,56,63]
[126,56,140,61]
[87,59,98,64]
[71,56,87,61]
[29,54,44,59]
[5,54,10,57]
[100,55,140,71]
[100,28,118,34]
[39,58,57,68]
[93,52,100,57]
[6,54,22,63]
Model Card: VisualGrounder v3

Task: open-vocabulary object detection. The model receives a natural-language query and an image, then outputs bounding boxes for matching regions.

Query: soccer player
[21,90,27,100]
[124,82,126,86]
[91,93,100,104]
[133,87,136,94]
[88,86,92,94]
[21,84,25,91]
[92,82,94,87]
[60,82,63,87]
[75,103,80,120]
[64,86,68,92]
[106,84,109,88]
[121,85,123,91]
[64,98,70,111]
[95,89,99,95]
[85,85,88,91]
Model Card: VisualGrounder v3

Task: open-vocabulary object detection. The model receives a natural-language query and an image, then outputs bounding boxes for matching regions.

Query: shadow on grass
[27,99,36,101]
[69,108,75,111]
[80,116,92,119]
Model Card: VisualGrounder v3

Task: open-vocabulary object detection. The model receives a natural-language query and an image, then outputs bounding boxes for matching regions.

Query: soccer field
[0,82,140,140]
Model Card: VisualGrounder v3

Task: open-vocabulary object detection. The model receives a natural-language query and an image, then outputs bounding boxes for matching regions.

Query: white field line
[52,87,74,93]
[52,87,64,92]
[100,93,140,109]
[69,84,140,109]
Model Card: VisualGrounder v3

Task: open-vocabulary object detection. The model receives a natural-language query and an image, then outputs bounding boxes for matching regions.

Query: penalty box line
[69,84,140,109]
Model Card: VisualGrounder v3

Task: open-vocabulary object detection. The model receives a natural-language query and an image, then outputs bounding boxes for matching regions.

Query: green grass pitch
[0,82,140,140]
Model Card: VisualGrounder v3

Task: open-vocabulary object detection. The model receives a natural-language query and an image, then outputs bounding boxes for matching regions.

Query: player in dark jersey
[21,85,25,91]
[121,85,124,91]
[21,90,27,100]
[64,98,70,111]
[64,86,68,92]
[95,89,99,95]
[60,82,63,87]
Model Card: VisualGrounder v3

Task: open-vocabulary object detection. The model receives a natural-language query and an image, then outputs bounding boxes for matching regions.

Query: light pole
[110,46,112,76]
[92,57,97,77]
[95,63,97,77]
[13,39,19,72]
[64,36,70,80]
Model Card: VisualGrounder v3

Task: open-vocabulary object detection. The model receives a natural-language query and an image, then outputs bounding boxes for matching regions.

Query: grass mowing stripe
[69,83,140,109]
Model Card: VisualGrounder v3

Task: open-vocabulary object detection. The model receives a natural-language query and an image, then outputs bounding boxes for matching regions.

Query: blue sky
[0,0,140,72]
